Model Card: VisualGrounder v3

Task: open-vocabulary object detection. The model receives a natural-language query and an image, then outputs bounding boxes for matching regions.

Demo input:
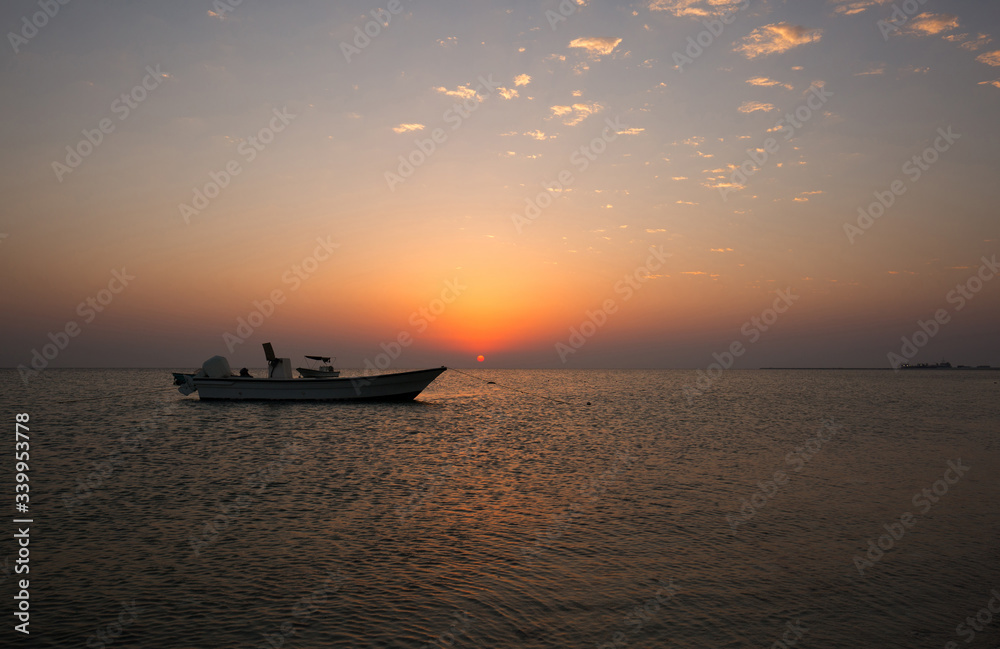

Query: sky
[1,0,998,371]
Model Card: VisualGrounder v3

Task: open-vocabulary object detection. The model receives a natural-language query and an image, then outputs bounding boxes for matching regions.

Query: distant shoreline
[759,367,998,370]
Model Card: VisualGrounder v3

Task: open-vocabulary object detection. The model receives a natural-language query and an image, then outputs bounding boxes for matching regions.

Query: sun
[476,355,485,362]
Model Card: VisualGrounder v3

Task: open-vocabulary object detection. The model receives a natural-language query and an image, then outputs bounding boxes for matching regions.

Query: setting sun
[477,355,485,362]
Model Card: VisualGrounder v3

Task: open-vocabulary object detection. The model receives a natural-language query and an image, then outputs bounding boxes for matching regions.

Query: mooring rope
[446,367,581,405]
[50,386,179,404]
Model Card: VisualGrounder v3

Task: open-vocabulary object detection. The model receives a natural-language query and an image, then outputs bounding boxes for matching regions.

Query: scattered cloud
[959,34,993,51]
[497,86,520,100]
[978,80,1000,89]
[392,123,425,133]
[830,0,891,15]
[854,64,885,76]
[738,101,777,113]
[746,76,794,89]
[434,85,479,100]
[905,13,959,36]
[514,74,532,86]
[524,130,549,140]
[648,0,746,18]
[977,50,1000,66]
[617,127,645,135]
[904,11,958,36]
[734,23,823,59]
[549,102,603,125]
[437,37,458,47]
[568,37,623,57]
[710,248,734,252]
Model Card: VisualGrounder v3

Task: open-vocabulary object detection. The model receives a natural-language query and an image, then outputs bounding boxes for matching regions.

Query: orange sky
[2,1,999,370]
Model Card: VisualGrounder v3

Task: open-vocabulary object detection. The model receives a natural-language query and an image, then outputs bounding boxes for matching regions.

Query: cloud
[524,130,549,140]
[905,13,959,36]
[977,50,1000,66]
[434,85,479,100]
[734,23,823,59]
[616,128,645,135]
[746,76,794,89]
[497,87,520,100]
[568,37,623,57]
[392,123,425,133]
[437,37,458,47]
[647,0,746,17]
[830,0,891,15]
[854,64,885,76]
[710,248,734,252]
[514,74,532,86]
[959,34,992,51]
[979,80,1000,89]
[738,101,777,113]
[549,102,603,125]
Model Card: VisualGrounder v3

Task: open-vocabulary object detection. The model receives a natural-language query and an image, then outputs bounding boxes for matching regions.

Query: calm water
[2,368,999,648]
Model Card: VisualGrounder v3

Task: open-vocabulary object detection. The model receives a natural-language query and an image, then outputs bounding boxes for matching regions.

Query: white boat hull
[296,367,341,378]
[186,367,446,401]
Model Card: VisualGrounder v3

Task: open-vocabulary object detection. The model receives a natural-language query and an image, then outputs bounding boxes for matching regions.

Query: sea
[2,368,999,648]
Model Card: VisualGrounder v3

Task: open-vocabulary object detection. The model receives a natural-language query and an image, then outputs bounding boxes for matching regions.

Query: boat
[173,343,445,401]
[296,355,340,378]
